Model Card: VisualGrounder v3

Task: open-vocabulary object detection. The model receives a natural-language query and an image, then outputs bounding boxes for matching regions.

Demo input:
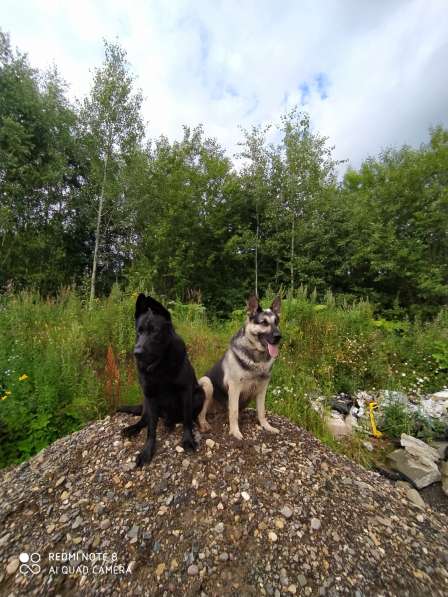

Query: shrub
[1,287,447,468]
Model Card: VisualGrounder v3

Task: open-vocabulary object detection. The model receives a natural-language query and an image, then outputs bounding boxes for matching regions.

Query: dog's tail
[116,404,142,416]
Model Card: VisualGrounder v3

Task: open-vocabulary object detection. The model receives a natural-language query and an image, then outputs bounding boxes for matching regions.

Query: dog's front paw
[230,428,244,441]
[122,424,141,438]
[261,422,279,434]
[135,449,153,468]
[198,419,211,433]
[182,433,197,452]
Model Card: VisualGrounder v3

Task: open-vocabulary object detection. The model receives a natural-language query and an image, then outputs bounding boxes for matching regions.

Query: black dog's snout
[273,331,282,343]
[134,347,144,358]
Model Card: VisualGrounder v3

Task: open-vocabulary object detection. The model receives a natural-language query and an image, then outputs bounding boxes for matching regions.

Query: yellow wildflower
[19,374,29,381]
[5,390,11,395]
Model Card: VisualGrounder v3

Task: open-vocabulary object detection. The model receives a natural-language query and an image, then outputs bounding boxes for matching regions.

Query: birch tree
[237,125,271,296]
[80,41,143,306]
[280,108,339,290]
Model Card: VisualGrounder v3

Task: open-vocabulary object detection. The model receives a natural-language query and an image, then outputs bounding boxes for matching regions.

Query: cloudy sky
[1,0,447,170]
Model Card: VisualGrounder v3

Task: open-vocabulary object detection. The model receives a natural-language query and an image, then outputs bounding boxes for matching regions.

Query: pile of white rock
[388,433,447,493]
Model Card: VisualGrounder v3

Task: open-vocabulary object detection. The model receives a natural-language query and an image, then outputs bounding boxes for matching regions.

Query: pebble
[187,564,199,576]
[288,585,297,594]
[175,446,184,453]
[46,523,55,533]
[205,439,216,449]
[127,525,139,539]
[268,531,278,542]
[55,476,65,487]
[123,462,136,471]
[311,517,321,531]
[219,552,229,561]
[155,563,166,577]
[6,559,19,575]
[279,505,293,518]
[241,491,250,501]
[100,519,111,530]
[94,503,105,515]
[275,518,285,530]
[215,522,224,533]
[152,541,161,553]
[298,574,307,587]
[60,491,70,501]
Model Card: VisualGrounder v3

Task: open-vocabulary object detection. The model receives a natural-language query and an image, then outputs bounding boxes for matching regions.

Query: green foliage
[0,290,136,467]
[431,340,448,371]
[79,40,144,302]
[0,30,448,465]
[1,30,448,321]
[380,401,413,439]
[0,31,90,293]
[2,288,446,468]
[380,397,447,443]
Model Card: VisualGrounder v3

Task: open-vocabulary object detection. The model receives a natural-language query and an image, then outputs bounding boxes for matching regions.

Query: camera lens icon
[19,552,41,575]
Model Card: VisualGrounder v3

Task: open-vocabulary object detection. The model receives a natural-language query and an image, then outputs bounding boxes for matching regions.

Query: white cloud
[1,0,447,170]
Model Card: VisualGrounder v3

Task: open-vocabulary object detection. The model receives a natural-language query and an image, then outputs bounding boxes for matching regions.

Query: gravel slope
[1,410,447,597]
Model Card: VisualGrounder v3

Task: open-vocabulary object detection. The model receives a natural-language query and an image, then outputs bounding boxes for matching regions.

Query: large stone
[400,434,440,463]
[441,461,448,496]
[431,390,448,401]
[396,480,426,508]
[387,449,441,489]
[431,442,448,460]
[442,477,448,497]
[327,412,352,438]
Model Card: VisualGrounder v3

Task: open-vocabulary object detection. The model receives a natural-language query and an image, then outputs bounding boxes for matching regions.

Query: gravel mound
[1,410,447,597]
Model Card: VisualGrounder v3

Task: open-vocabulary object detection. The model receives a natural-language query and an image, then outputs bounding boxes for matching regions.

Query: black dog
[118,294,204,467]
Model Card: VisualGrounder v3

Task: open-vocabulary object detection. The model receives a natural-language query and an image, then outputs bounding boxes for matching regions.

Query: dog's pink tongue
[268,343,279,358]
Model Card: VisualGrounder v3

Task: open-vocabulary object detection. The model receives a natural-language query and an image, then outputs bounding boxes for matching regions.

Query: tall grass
[0,287,446,468]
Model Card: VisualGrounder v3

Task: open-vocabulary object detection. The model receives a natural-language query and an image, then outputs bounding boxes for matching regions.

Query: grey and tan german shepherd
[198,295,282,440]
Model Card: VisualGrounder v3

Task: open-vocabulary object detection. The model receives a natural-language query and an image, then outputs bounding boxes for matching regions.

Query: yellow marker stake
[369,401,383,438]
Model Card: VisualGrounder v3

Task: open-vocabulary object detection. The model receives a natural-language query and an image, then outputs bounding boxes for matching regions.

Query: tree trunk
[290,214,295,291]
[255,213,259,297]
[89,153,108,309]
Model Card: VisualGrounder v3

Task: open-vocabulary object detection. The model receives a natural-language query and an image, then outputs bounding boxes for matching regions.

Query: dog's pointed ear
[247,295,262,318]
[135,293,149,320]
[145,296,172,321]
[271,296,281,316]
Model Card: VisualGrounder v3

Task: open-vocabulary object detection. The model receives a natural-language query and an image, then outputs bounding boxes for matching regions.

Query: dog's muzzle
[264,331,281,358]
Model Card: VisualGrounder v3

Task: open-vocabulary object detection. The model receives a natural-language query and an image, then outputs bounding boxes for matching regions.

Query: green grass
[0,286,447,468]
